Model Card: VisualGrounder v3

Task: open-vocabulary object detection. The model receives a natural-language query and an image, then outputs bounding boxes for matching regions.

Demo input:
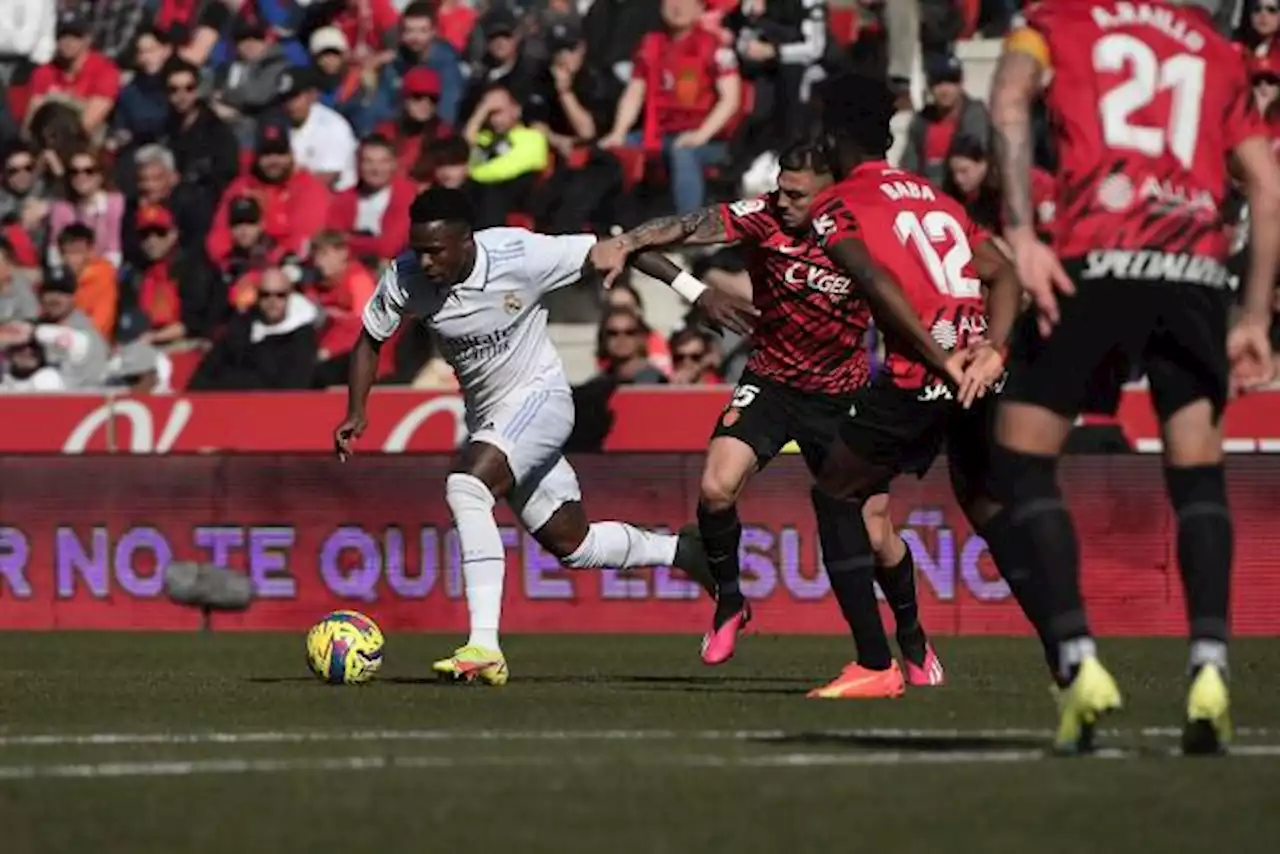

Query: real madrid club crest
[503,293,523,315]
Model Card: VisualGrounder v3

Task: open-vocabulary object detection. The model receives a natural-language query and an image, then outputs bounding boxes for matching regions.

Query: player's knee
[699,469,743,513]
[444,473,496,519]
[1164,465,1228,518]
[988,444,1060,508]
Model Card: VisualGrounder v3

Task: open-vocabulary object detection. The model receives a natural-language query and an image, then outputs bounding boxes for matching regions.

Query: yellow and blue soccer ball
[306,610,385,685]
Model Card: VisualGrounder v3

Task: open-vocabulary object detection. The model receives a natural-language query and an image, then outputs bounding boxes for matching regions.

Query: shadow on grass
[755,731,1049,751]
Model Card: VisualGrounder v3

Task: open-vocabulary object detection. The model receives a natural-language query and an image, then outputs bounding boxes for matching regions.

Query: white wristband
[671,271,709,304]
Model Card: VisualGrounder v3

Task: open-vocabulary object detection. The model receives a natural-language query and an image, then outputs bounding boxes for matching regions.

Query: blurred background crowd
[0,0,1270,398]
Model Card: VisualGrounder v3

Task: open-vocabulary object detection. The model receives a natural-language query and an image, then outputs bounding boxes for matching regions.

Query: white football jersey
[362,227,597,422]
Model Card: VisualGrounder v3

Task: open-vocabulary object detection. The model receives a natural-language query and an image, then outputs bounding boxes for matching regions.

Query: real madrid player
[333,188,716,686]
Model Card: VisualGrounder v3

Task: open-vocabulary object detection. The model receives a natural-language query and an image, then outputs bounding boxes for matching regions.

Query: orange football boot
[806,660,906,699]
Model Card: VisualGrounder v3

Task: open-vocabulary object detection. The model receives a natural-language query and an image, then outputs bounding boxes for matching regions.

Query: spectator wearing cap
[30,265,110,388]
[325,135,416,265]
[219,196,291,311]
[122,144,210,268]
[278,67,360,191]
[150,0,236,67]
[304,229,377,384]
[48,149,125,270]
[54,221,119,341]
[374,1,464,127]
[900,53,992,187]
[0,236,39,324]
[27,10,123,137]
[161,59,241,208]
[207,120,331,267]
[123,203,223,347]
[310,26,379,137]
[109,29,175,167]
[459,6,543,126]
[464,86,549,228]
[376,67,453,174]
[212,14,292,147]
[525,18,627,234]
[1249,51,1280,155]
[0,302,106,392]
[600,0,743,215]
[189,265,319,391]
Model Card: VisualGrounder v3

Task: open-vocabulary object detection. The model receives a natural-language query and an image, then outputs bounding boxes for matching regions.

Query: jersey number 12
[1094,33,1205,169]
[893,211,982,299]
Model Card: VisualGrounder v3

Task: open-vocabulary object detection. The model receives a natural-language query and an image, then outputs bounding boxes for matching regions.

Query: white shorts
[470,385,581,532]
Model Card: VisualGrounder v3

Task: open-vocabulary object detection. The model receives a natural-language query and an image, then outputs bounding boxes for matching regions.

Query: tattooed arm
[989,49,1044,237]
[615,206,730,254]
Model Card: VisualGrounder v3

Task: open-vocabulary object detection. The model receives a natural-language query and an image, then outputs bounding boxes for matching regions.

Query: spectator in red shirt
[668,327,723,385]
[206,120,333,268]
[942,133,1055,242]
[28,11,122,136]
[305,229,377,385]
[1244,1,1280,59]
[324,135,416,267]
[900,53,992,186]
[599,0,743,214]
[435,0,480,56]
[128,203,223,346]
[218,196,290,312]
[376,67,452,174]
[327,0,402,62]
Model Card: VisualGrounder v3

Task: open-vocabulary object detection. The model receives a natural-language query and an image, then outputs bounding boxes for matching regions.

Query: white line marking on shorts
[1,745,1278,781]
[0,726,1273,748]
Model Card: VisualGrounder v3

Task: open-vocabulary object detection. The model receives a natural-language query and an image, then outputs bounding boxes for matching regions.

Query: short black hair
[359,132,395,153]
[165,58,200,83]
[777,138,833,175]
[819,73,897,159]
[402,0,436,22]
[409,187,476,229]
[56,222,95,247]
[427,135,470,166]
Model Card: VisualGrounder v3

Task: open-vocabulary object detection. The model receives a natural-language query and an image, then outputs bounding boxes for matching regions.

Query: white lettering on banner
[382,396,468,453]
[62,400,193,455]
[782,262,851,297]
[1081,249,1230,288]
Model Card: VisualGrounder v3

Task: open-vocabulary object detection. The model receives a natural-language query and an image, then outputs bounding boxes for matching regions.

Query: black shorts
[1002,258,1230,420]
[712,370,855,478]
[836,375,998,500]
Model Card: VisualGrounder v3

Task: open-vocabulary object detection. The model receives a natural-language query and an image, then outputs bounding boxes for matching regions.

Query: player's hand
[589,237,630,289]
[694,289,759,336]
[1008,229,1073,337]
[955,342,1006,409]
[1227,315,1275,395]
[334,412,367,462]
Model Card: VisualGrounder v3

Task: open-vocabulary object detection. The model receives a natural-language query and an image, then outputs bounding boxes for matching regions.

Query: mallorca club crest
[503,293,523,315]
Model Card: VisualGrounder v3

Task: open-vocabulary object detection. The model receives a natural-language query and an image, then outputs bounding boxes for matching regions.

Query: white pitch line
[0,726,1275,748]
[1,746,1279,781]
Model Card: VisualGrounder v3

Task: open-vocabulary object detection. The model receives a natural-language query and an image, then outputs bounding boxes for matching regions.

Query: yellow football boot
[432,645,509,686]
[1182,664,1231,756]
[1053,656,1122,755]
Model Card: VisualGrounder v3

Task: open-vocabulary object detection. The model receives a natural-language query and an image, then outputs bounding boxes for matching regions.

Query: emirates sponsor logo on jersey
[1082,250,1231,288]
[783,261,851,297]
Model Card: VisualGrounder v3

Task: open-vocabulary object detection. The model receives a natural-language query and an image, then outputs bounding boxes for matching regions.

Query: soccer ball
[306,610,385,685]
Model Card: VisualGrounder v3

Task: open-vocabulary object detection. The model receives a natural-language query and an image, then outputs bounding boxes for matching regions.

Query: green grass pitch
[0,633,1277,853]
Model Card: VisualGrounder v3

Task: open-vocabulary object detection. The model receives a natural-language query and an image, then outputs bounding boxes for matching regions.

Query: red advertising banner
[1,455,1277,635]
[1,388,1280,454]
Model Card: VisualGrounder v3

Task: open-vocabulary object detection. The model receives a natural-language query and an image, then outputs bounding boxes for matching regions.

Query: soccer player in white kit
[333,188,714,685]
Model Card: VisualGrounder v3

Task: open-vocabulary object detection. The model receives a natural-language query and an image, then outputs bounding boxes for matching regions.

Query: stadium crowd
[0,0,1270,394]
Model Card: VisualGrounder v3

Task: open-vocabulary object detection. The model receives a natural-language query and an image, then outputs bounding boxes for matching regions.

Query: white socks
[445,473,505,651]
[563,522,678,569]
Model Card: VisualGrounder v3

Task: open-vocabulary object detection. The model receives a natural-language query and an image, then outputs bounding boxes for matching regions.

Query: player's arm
[630,250,758,335]
[336,266,404,461]
[973,238,1021,352]
[1233,137,1280,326]
[614,205,732,254]
[989,27,1048,240]
[825,235,959,384]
